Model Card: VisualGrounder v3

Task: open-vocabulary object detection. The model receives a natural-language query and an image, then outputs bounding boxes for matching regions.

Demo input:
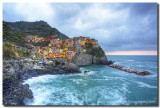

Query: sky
[3,3,158,55]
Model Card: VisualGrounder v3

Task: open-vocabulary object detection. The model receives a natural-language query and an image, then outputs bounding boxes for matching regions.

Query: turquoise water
[24,55,158,106]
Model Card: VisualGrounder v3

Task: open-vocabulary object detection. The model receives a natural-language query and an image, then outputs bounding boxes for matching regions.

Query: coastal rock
[109,64,151,75]
[84,70,89,73]
[136,71,151,75]
[73,52,108,66]
[75,54,93,66]
[30,62,81,75]
[93,56,108,65]
[3,75,33,106]
[3,60,34,106]
[60,63,81,74]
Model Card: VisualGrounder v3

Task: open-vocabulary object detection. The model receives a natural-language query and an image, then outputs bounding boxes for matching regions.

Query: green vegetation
[32,41,50,47]
[3,21,69,47]
[3,21,27,46]
[3,22,11,40]
[85,43,105,57]
[23,51,31,57]
[3,42,19,59]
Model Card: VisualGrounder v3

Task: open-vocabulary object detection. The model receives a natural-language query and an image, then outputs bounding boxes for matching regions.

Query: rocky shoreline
[3,60,33,106]
[3,58,82,106]
[3,58,151,106]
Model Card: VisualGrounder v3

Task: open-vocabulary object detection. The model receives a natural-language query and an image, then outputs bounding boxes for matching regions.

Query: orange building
[55,53,61,58]
[66,51,76,60]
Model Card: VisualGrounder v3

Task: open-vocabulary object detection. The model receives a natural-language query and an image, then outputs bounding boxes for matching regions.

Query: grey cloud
[3,3,157,52]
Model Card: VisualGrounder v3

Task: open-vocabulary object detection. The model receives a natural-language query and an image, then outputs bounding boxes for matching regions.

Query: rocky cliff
[3,60,34,106]
[74,54,107,66]
[3,59,81,106]
[72,46,108,66]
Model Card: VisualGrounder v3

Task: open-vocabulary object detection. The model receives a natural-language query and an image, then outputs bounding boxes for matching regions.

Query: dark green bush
[23,51,31,57]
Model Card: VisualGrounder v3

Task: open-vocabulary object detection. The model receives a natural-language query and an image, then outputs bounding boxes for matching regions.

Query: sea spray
[23,56,157,105]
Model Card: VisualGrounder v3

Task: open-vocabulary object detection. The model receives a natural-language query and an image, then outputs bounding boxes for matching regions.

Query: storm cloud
[3,3,157,52]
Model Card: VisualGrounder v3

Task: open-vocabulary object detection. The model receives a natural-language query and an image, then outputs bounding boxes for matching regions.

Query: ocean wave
[24,75,129,105]
[137,65,144,67]
[127,60,134,61]
[136,82,157,89]
[103,76,125,80]
[22,63,157,105]
[96,87,128,105]
[25,85,54,105]
[114,62,121,64]
[23,74,59,85]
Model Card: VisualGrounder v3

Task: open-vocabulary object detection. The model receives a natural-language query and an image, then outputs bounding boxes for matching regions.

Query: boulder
[61,63,81,74]
[84,70,89,73]
[3,75,33,106]
[137,71,151,75]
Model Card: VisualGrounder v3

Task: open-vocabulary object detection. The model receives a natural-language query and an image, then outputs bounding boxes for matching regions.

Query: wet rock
[3,60,34,106]
[3,75,33,106]
[61,63,81,74]
[84,70,89,73]
[136,71,151,75]
[3,59,82,106]
[109,64,151,76]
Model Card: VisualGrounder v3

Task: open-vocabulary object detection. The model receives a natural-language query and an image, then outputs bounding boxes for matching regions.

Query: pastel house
[66,51,76,60]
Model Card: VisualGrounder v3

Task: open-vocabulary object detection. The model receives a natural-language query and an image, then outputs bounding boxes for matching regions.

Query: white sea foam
[136,82,157,89]
[114,62,121,64]
[24,74,129,105]
[26,85,53,105]
[96,87,128,105]
[137,65,144,67]
[127,60,134,61]
[103,76,125,81]
[23,62,157,106]
[120,83,131,94]
[23,74,58,85]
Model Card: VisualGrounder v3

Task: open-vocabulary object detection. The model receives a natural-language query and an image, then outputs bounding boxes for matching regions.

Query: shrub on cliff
[23,51,31,57]
[85,43,105,57]
[3,42,19,59]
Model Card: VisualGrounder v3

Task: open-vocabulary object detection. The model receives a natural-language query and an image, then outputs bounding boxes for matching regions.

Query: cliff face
[93,56,108,65]
[3,60,34,106]
[74,54,107,66]
[72,46,108,66]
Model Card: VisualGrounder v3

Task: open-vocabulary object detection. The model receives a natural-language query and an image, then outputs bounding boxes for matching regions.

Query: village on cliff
[25,35,99,60]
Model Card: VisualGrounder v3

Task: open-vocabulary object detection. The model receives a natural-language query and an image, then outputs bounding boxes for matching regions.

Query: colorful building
[26,35,97,60]
[66,51,76,60]
[44,36,56,41]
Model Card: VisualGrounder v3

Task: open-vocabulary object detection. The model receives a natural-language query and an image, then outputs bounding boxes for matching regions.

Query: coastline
[3,58,86,106]
[3,57,153,106]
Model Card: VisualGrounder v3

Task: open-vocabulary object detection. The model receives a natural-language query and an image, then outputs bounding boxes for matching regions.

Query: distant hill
[3,21,69,47]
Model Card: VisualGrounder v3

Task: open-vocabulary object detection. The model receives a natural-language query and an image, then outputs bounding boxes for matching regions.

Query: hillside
[3,20,110,65]
[3,21,69,47]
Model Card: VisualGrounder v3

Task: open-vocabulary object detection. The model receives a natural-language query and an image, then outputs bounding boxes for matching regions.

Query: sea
[23,55,158,106]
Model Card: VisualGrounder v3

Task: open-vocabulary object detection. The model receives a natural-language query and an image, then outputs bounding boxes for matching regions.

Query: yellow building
[60,52,66,58]
[43,50,48,56]
[59,49,64,53]
[37,37,44,41]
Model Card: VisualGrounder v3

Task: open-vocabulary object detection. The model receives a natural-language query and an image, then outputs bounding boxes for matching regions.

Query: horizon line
[105,54,157,56]
[105,50,157,56]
